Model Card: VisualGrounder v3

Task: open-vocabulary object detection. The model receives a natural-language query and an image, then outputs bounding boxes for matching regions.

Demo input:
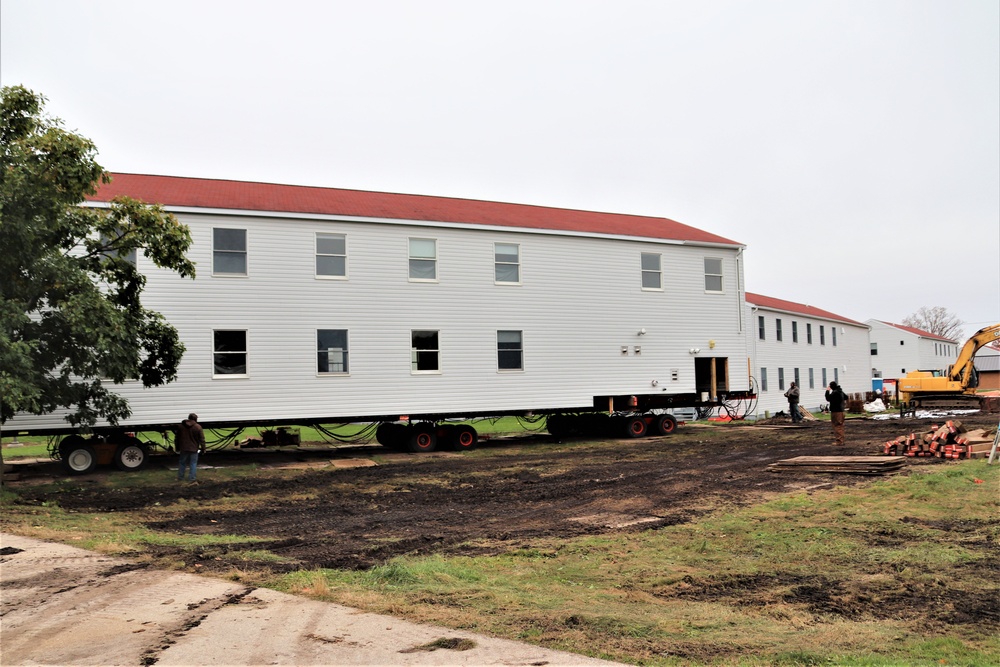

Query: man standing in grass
[175,413,206,482]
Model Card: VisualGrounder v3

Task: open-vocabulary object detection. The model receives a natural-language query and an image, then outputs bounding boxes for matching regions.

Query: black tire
[653,414,678,436]
[623,415,648,438]
[546,414,567,438]
[63,444,97,475]
[406,424,437,453]
[114,438,149,471]
[58,435,86,462]
[450,425,478,451]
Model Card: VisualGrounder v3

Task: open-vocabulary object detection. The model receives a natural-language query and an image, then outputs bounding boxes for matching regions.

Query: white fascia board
[749,302,867,329]
[83,201,743,250]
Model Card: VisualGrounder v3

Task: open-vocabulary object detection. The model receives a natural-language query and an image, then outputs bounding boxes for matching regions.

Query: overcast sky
[3,0,998,340]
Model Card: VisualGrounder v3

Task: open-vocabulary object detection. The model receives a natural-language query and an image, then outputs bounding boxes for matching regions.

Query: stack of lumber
[882,421,996,459]
[767,456,907,475]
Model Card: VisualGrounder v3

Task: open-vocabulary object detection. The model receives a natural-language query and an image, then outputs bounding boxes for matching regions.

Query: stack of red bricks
[883,421,995,459]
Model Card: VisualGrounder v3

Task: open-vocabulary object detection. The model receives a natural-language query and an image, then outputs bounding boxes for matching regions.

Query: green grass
[3,440,998,665]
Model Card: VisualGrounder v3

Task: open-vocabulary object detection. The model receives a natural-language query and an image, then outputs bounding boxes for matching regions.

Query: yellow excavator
[898,323,1000,411]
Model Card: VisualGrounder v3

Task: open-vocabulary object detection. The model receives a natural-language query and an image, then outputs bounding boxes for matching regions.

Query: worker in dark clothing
[825,382,848,446]
[175,413,206,482]
[784,382,802,423]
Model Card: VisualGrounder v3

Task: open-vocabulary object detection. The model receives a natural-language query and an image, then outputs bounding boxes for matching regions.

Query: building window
[409,238,437,281]
[871,342,878,355]
[807,323,813,344]
[808,368,815,389]
[641,253,661,290]
[316,233,347,278]
[760,368,768,391]
[820,325,826,345]
[822,368,828,387]
[758,316,765,340]
[213,228,247,275]
[317,329,349,373]
[704,257,723,292]
[213,330,247,376]
[794,368,800,386]
[778,367,785,391]
[100,231,137,265]
[497,330,523,370]
[792,321,798,343]
[832,327,838,346]
[834,367,840,384]
[776,319,783,342]
[495,243,520,284]
[411,330,439,372]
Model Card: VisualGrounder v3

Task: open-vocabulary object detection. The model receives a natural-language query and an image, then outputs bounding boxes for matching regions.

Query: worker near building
[825,382,849,446]
[784,381,801,423]
[175,413,206,482]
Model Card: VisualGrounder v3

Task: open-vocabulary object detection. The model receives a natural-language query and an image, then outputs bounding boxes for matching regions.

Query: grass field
[2,427,997,666]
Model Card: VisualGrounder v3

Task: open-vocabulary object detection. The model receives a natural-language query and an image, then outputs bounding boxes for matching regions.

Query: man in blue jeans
[175,413,206,482]
[784,382,802,423]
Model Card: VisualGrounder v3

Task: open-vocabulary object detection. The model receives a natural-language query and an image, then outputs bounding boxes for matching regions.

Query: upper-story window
[758,315,765,340]
[792,321,798,343]
[213,330,247,376]
[641,253,662,290]
[704,257,723,292]
[806,323,813,344]
[316,233,347,278]
[776,319,783,342]
[832,327,838,346]
[497,330,523,371]
[871,342,878,355]
[317,329,349,374]
[100,231,137,265]
[411,330,439,372]
[409,238,437,281]
[495,243,520,284]
[820,325,826,345]
[213,228,247,275]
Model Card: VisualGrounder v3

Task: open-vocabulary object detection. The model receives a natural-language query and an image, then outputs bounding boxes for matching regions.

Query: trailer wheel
[450,425,478,451]
[406,424,437,453]
[623,415,648,438]
[546,414,567,438]
[115,438,149,471]
[63,444,97,475]
[653,414,678,436]
[58,435,86,462]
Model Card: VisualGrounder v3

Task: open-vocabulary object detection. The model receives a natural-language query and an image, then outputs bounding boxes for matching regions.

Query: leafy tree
[0,85,196,432]
[902,306,964,341]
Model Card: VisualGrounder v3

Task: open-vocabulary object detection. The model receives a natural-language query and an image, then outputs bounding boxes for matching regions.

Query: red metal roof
[745,292,866,327]
[873,321,956,343]
[86,173,742,247]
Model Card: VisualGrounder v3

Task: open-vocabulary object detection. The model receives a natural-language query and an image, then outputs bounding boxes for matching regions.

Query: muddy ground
[8,413,998,578]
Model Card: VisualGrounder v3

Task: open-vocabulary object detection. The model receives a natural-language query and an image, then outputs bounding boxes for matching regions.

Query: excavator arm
[948,323,1000,389]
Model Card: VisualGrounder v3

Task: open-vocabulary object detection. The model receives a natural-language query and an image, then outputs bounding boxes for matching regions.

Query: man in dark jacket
[176,413,206,482]
[784,382,801,423]
[825,382,848,446]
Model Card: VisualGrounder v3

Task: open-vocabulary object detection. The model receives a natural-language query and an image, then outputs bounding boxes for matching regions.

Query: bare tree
[902,306,964,340]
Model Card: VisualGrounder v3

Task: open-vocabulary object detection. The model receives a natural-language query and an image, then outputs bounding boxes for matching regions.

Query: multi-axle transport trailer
[4,174,759,473]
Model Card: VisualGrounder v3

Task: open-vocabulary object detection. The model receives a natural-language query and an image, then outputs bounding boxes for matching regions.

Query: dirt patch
[7,415,1000,640]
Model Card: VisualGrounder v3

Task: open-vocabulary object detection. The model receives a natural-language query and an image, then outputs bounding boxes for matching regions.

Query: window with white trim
[409,238,437,281]
[704,257,723,292]
[776,318,783,342]
[760,367,768,391]
[758,315,765,340]
[641,253,661,289]
[778,367,785,391]
[497,330,523,370]
[213,330,247,376]
[213,228,247,275]
[495,243,520,284]
[316,233,347,278]
[317,329,349,373]
[792,321,798,343]
[832,327,837,346]
[411,330,439,372]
